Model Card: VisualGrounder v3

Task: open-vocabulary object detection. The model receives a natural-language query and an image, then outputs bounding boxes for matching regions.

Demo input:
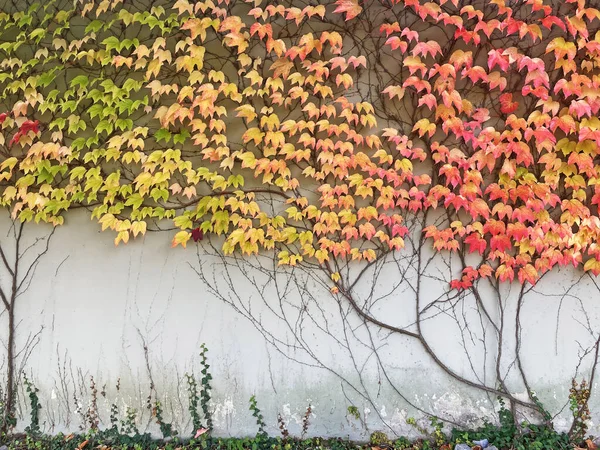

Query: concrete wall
[0,210,599,440]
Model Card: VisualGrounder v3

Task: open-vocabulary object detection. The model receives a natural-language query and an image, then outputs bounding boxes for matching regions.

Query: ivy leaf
[95,120,114,136]
[85,20,104,34]
[191,228,204,242]
[333,0,362,21]
[173,129,190,145]
[155,128,172,143]
[101,36,121,52]
[171,231,191,248]
[29,28,45,42]
[70,75,89,89]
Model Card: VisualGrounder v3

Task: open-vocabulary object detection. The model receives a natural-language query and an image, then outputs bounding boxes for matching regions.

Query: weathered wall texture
[0,210,599,439]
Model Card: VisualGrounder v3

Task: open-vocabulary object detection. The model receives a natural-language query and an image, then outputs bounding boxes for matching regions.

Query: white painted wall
[0,210,599,440]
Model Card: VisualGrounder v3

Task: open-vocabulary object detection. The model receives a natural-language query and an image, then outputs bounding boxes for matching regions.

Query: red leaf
[191,228,204,242]
[464,233,486,254]
[490,235,511,253]
[499,93,518,114]
[20,120,39,134]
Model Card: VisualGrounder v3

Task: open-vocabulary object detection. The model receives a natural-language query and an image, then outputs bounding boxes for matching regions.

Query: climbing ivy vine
[1,0,600,288]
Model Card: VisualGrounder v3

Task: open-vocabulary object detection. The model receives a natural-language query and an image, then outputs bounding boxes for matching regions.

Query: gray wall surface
[0,211,599,440]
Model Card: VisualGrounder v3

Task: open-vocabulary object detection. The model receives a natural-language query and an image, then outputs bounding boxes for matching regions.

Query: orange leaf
[333,0,362,20]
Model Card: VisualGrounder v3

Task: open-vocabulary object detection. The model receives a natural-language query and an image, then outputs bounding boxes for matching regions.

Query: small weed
[301,404,312,439]
[85,376,99,432]
[185,373,202,434]
[569,378,591,444]
[22,373,41,435]
[153,400,175,439]
[347,406,360,420]
[370,431,391,447]
[249,395,267,439]
[277,413,289,440]
[199,343,213,432]
[121,407,139,436]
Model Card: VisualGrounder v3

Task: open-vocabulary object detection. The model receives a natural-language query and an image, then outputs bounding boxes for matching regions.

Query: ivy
[0,0,598,289]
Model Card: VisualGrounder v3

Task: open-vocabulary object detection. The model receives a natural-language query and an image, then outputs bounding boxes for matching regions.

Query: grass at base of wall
[0,425,591,450]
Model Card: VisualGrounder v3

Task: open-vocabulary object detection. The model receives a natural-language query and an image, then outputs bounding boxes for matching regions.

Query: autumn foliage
[0,0,599,288]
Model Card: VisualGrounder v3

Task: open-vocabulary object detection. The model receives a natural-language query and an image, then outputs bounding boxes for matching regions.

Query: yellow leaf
[172,231,191,248]
[131,221,147,237]
[114,231,130,246]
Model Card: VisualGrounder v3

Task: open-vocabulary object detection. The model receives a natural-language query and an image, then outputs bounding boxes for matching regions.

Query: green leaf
[29,28,45,42]
[122,78,142,92]
[46,89,60,102]
[115,118,133,131]
[87,89,104,103]
[70,167,86,181]
[85,20,104,34]
[85,136,99,148]
[95,120,114,136]
[173,129,190,145]
[49,118,66,130]
[151,188,168,202]
[120,39,137,51]
[36,167,54,184]
[70,75,89,89]
[88,104,103,119]
[174,215,193,229]
[116,99,133,114]
[18,15,33,28]
[125,193,144,209]
[55,10,71,24]
[60,100,77,113]
[155,128,172,143]
[27,2,40,13]
[71,138,86,151]
[101,36,120,52]
[228,174,244,188]
[38,71,56,88]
